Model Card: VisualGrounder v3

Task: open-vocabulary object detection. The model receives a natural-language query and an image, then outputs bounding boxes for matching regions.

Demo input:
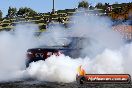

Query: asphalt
[0,80,132,88]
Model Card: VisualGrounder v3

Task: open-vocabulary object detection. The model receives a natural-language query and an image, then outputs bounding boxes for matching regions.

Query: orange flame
[77,65,86,76]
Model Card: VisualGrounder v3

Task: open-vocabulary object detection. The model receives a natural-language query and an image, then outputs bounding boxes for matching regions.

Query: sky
[0,0,131,17]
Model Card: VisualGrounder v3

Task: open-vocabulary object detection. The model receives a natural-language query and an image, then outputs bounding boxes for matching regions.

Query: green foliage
[17,7,37,16]
[95,3,106,13]
[78,0,89,9]
[0,10,2,19]
[95,3,103,8]
[7,7,17,18]
[113,8,122,14]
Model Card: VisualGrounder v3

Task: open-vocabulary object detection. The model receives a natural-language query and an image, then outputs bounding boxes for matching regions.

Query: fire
[77,65,86,76]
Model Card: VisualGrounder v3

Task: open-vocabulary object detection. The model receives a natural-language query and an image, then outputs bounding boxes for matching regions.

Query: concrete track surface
[0,80,132,88]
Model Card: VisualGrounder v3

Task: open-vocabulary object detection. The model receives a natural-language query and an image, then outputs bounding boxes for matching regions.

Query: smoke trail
[0,23,39,81]
[0,10,131,83]
[25,11,132,83]
[26,44,132,83]
[26,55,83,83]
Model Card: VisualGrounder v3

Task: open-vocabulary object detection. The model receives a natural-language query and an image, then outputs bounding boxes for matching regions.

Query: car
[26,37,87,67]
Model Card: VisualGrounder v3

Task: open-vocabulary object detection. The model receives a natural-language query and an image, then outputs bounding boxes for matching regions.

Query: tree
[0,10,2,19]
[113,8,121,14]
[17,7,37,16]
[95,3,103,8]
[7,7,17,18]
[78,0,89,9]
[105,3,110,7]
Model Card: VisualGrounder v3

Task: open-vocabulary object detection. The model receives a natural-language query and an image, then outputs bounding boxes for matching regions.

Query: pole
[52,0,55,13]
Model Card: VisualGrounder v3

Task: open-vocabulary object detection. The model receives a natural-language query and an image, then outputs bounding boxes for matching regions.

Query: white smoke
[26,55,82,83]
[0,10,131,83]
[26,45,132,83]
[25,11,132,83]
[0,23,39,81]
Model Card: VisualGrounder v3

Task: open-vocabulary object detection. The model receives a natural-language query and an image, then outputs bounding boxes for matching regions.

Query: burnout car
[26,37,87,67]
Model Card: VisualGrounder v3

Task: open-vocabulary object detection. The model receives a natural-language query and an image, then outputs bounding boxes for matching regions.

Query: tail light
[58,51,63,55]
[54,51,63,56]
[27,51,34,59]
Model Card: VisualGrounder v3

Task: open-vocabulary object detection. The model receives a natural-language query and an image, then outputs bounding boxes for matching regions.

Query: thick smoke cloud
[26,11,131,83]
[0,10,131,83]
[0,23,39,81]
[26,45,132,83]
[26,55,82,83]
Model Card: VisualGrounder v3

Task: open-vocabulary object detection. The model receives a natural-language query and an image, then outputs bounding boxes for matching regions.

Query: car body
[26,37,86,67]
